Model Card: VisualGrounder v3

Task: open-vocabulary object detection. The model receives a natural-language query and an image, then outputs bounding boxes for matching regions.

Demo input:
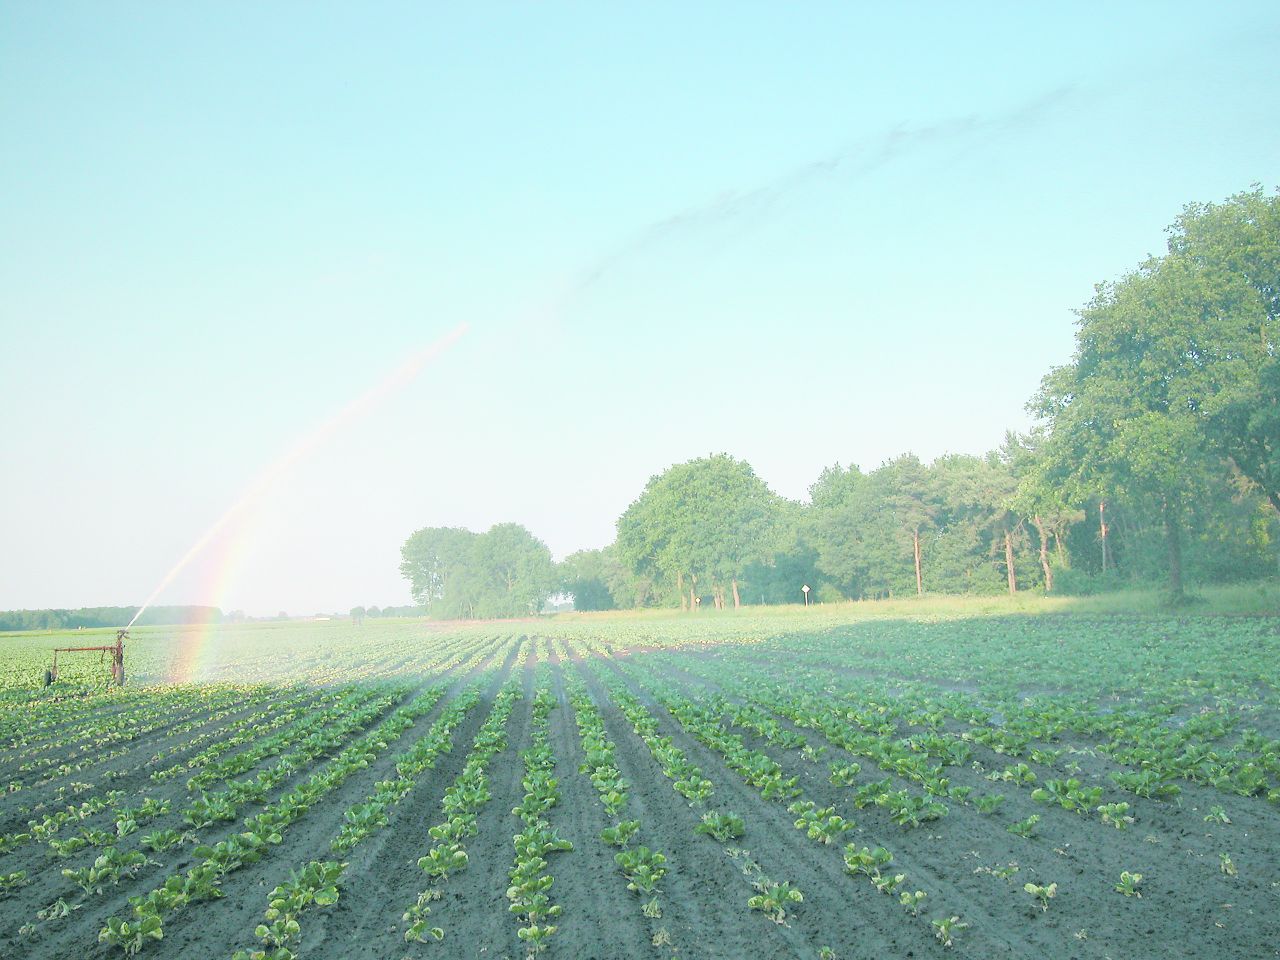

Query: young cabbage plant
[1008,815,1040,839]
[99,915,163,956]
[1115,871,1142,897]
[747,880,803,924]
[695,811,745,843]
[974,793,1005,815]
[1097,802,1135,829]
[600,819,641,848]
[900,889,928,916]
[1024,881,1057,912]
[932,915,968,947]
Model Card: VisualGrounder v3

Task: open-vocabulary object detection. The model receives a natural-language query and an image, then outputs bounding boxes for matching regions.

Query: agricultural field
[0,610,1276,959]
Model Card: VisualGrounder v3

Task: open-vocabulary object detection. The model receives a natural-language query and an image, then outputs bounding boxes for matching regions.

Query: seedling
[642,897,662,918]
[843,845,893,878]
[974,793,1005,814]
[37,898,81,921]
[1115,871,1142,897]
[747,880,803,924]
[140,828,195,852]
[695,811,745,843]
[1219,853,1237,877]
[872,872,905,895]
[403,891,445,943]
[1203,806,1230,824]
[418,843,468,880]
[0,871,29,898]
[615,846,667,894]
[99,915,163,956]
[1098,802,1135,829]
[517,922,557,954]
[1024,881,1057,912]
[1008,815,1040,838]
[600,819,641,848]
[900,889,928,916]
[800,744,826,763]
[932,915,968,947]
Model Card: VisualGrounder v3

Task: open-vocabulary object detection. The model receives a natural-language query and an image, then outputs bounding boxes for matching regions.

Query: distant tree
[616,454,784,609]
[472,523,557,617]
[400,523,556,619]
[400,526,483,618]
[809,455,939,599]
[1008,430,1084,592]
[559,549,619,611]
[350,606,365,625]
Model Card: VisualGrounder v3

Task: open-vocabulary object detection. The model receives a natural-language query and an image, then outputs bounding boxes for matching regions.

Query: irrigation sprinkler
[45,629,127,687]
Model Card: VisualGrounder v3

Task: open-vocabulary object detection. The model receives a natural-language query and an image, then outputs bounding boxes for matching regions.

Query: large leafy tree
[1007,430,1084,593]
[400,523,555,618]
[558,548,622,611]
[616,454,784,609]
[1164,186,1280,513]
[1033,259,1222,598]
[808,455,941,598]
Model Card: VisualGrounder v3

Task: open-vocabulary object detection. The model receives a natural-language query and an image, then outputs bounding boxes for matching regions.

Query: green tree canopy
[616,454,785,609]
[400,523,555,619]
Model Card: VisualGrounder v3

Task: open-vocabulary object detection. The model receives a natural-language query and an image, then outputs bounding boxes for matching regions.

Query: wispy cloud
[571,85,1076,296]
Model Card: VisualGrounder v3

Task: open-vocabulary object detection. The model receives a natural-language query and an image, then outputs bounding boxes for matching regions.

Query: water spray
[39,325,470,688]
[122,323,467,633]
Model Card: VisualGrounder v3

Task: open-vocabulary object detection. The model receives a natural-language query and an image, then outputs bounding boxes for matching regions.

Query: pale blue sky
[3,3,1277,614]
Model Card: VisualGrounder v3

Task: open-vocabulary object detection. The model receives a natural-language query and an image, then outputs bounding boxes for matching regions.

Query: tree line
[0,606,223,632]
[401,187,1279,617]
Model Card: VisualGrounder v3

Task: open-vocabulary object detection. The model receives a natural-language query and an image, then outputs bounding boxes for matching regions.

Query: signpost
[801,584,810,607]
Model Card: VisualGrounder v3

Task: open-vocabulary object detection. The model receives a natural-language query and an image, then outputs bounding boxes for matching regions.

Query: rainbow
[126,324,469,683]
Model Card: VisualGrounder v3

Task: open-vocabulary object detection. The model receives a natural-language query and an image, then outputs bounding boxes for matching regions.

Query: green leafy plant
[900,888,928,915]
[99,915,163,956]
[974,793,1006,815]
[843,845,893,878]
[829,762,861,786]
[37,897,81,921]
[615,847,667,894]
[1203,805,1230,824]
[600,819,641,848]
[1024,881,1057,912]
[696,810,745,842]
[1008,815,1040,838]
[403,891,445,944]
[0,871,29,898]
[932,915,968,947]
[1097,802,1134,829]
[747,880,803,924]
[1115,871,1142,897]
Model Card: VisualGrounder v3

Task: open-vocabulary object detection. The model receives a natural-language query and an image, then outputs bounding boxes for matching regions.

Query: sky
[2,2,1278,616]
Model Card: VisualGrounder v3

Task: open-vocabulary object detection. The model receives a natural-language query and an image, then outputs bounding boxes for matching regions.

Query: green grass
[552,579,1280,624]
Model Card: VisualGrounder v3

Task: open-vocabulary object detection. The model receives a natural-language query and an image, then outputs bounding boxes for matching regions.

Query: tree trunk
[1099,501,1109,573]
[1004,529,1017,595]
[731,579,741,609]
[1269,490,1280,516]
[678,571,686,612]
[690,574,697,611]
[1034,516,1054,593]
[913,528,923,596]
[1163,500,1184,599]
